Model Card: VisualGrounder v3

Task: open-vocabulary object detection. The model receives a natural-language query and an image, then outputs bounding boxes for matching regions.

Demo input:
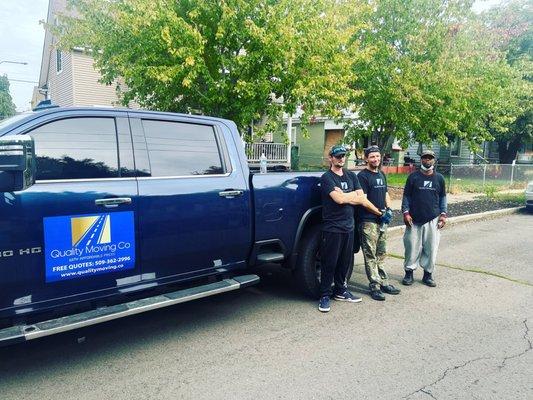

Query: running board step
[0,274,260,347]
[256,252,285,263]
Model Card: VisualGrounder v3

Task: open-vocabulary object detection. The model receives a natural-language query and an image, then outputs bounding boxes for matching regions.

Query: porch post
[286,115,292,168]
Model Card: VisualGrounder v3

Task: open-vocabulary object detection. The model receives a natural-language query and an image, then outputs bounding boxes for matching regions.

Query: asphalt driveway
[0,214,531,400]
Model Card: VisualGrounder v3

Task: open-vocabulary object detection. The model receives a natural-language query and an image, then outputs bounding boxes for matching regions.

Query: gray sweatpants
[403,216,441,273]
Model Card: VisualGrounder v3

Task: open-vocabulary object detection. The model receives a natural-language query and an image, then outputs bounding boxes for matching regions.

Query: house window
[56,49,62,73]
[451,138,461,156]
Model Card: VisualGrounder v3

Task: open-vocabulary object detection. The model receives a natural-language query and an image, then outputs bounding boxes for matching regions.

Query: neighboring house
[32,0,136,109]
[246,116,348,170]
[276,117,348,169]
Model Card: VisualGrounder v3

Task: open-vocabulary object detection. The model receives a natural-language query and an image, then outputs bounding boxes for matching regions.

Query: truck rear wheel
[295,226,353,299]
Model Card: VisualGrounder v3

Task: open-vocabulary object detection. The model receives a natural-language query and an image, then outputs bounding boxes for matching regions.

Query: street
[0,213,531,400]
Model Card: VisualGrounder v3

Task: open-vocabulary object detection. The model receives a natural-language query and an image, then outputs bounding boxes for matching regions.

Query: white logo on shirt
[340,182,348,190]
[423,181,432,188]
[376,178,383,185]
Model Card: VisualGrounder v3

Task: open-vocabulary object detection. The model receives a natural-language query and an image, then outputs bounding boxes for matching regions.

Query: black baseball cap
[364,145,380,157]
[329,145,347,157]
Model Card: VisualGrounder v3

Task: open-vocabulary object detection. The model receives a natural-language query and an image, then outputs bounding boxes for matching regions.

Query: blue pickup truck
[0,105,332,345]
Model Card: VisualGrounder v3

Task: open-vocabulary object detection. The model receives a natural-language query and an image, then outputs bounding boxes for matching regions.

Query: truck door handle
[95,197,132,208]
[219,190,243,198]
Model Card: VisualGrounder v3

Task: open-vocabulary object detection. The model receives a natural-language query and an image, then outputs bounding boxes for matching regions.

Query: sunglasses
[333,154,346,159]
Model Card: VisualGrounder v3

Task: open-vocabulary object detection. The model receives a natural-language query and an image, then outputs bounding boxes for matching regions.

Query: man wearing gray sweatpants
[401,150,447,287]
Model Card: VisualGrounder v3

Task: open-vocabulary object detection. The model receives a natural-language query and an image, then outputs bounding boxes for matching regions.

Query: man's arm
[438,175,447,228]
[331,189,382,215]
[356,189,383,216]
[330,189,366,205]
[401,175,413,227]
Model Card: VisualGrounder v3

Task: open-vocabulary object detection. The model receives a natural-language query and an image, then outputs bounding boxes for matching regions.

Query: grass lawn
[384,172,528,195]
[384,173,409,187]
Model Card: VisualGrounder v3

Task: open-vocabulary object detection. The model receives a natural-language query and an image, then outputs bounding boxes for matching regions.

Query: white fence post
[510,160,516,185]
[483,164,487,187]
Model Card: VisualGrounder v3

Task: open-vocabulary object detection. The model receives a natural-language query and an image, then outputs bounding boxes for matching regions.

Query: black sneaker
[334,290,362,303]
[381,284,401,295]
[318,296,331,312]
[402,270,414,286]
[370,289,386,301]
[422,271,436,287]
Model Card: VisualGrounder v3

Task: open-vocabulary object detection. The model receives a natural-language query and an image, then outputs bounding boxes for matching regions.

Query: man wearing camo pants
[357,146,401,301]
[401,149,447,287]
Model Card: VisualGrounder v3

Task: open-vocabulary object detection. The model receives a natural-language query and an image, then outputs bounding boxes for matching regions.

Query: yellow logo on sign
[71,215,111,247]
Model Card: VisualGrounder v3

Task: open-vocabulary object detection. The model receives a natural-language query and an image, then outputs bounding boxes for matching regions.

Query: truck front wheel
[295,226,353,299]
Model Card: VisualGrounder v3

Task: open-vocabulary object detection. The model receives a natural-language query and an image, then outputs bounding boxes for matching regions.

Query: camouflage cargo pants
[359,221,388,290]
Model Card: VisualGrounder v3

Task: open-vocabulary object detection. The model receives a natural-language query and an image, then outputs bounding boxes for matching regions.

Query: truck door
[130,115,250,281]
[0,112,140,318]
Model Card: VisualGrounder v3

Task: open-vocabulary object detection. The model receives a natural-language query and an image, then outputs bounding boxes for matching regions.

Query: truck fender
[289,206,322,270]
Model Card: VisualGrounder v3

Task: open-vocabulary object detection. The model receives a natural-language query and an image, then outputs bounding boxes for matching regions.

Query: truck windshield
[0,112,34,135]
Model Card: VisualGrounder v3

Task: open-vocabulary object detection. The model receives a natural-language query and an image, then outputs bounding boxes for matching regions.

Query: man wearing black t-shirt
[401,150,447,287]
[318,145,382,312]
[358,146,401,301]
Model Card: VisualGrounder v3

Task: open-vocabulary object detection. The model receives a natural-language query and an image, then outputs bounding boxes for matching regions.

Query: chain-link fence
[449,164,533,193]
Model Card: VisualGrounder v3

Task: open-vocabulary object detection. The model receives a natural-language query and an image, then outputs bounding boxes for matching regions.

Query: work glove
[380,208,393,225]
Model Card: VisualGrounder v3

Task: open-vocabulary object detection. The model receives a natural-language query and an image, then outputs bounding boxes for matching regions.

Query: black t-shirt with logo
[320,169,362,233]
[357,168,387,223]
[404,170,446,224]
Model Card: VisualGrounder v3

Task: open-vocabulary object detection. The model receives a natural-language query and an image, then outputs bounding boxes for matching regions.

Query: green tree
[0,75,16,120]
[57,0,365,138]
[480,0,532,163]
[343,0,510,154]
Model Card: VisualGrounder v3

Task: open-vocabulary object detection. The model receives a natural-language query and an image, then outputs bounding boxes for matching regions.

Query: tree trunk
[497,136,522,164]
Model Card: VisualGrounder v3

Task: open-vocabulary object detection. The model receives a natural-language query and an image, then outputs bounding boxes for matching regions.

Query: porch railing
[245,142,288,163]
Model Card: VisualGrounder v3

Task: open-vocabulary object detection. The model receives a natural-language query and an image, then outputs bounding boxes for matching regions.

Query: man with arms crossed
[357,146,400,301]
[318,145,382,312]
[401,150,447,287]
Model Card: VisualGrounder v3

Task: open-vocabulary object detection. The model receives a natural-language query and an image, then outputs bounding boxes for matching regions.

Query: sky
[0,0,504,113]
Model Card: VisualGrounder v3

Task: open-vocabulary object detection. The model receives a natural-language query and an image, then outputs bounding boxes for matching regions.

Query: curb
[387,207,524,236]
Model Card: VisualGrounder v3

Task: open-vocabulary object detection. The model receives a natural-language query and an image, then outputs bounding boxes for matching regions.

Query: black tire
[294,226,354,299]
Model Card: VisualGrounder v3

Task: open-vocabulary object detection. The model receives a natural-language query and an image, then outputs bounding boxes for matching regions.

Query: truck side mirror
[0,135,36,192]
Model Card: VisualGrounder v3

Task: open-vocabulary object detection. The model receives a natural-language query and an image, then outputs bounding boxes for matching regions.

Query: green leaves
[56,0,529,152]
[58,0,360,136]
[0,75,16,119]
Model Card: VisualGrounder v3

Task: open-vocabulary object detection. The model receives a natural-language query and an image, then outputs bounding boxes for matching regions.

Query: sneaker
[402,270,414,286]
[318,296,331,312]
[370,289,386,301]
[334,291,362,303]
[422,271,437,287]
[381,284,401,295]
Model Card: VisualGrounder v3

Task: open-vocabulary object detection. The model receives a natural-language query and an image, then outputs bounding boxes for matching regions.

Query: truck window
[28,117,119,180]
[141,119,224,177]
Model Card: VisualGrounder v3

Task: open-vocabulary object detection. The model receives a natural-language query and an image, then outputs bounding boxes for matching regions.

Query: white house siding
[49,50,74,107]
[72,53,120,107]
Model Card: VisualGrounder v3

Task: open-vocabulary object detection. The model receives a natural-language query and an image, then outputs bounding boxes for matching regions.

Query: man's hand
[437,214,447,229]
[403,212,413,227]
